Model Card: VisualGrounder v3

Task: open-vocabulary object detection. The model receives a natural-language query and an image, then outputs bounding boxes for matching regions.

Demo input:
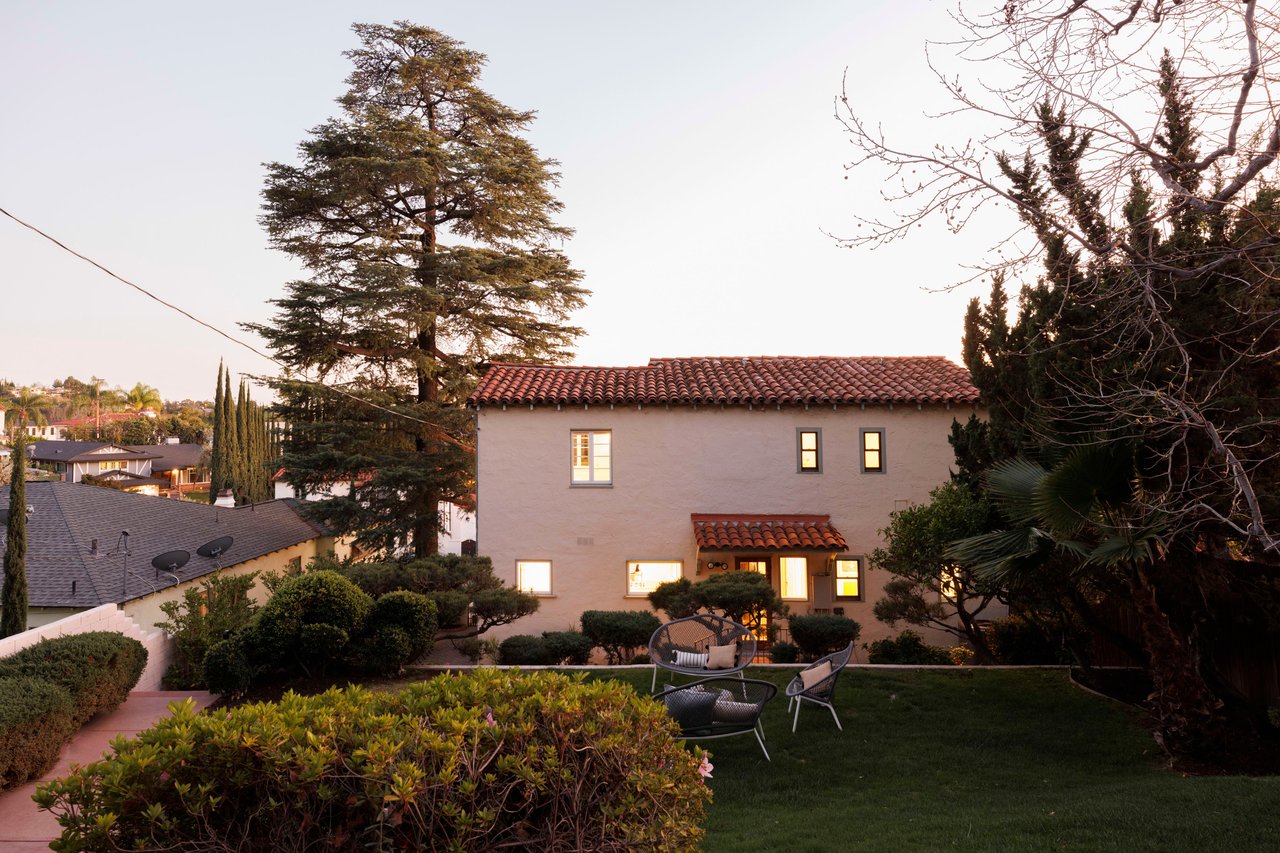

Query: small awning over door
[691,514,847,551]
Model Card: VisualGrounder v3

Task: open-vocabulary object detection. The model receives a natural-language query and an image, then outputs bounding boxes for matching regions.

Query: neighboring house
[273,470,476,556]
[126,440,208,493]
[25,410,157,441]
[0,481,352,630]
[470,355,996,646]
[28,440,167,495]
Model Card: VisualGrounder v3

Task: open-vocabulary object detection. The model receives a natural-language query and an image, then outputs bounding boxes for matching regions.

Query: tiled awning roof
[469,356,979,407]
[692,514,848,551]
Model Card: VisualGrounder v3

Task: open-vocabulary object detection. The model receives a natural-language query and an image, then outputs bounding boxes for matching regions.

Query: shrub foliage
[36,670,712,851]
[787,614,862,661]
[866,630,954,665]
[581,610,662,665]
[155,571,258,689]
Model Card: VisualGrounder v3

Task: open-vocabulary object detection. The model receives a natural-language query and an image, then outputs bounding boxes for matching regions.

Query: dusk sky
[2,1,1010,401]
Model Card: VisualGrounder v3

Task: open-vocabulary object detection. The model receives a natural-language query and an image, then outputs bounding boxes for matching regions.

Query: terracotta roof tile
[692,514,848,551]
[470,356,978,407]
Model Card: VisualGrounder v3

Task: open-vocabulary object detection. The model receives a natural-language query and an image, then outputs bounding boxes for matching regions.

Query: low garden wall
[0,605,173,691]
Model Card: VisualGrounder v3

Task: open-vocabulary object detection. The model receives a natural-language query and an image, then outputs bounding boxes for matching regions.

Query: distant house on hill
[469,355,1001,647]
[28,441,167,495]
[126,441,208,494]
[0,481,351,630]
[25,410,157,441]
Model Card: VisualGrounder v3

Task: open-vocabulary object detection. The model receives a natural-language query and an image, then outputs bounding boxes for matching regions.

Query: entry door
[735,557,771,641]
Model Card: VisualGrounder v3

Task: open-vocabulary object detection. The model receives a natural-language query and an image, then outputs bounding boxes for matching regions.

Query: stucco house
[470,355,991,646]
[0,481,351,630]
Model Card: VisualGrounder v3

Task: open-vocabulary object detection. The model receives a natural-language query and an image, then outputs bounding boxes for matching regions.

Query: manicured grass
[593,667,1280,852]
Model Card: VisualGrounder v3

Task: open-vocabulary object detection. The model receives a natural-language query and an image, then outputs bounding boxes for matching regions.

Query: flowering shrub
[36,669,711,852]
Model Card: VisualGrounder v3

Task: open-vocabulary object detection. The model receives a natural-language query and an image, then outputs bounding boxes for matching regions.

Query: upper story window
[571,430,612,485]
[797,428,822,473]
[98,460,126,472]
[860,428,885,473]
[834,556,862,600]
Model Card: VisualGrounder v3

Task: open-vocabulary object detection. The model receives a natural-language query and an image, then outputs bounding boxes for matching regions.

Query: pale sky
[2,1,1006,402]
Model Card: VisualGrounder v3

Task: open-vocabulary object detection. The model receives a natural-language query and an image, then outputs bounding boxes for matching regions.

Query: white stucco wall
[476,401,1002,646]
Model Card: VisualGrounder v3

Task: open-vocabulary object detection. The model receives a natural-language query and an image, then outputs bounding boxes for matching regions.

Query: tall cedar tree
[209,363,227,503]
[249,22,586,556]
[2,437,28,637]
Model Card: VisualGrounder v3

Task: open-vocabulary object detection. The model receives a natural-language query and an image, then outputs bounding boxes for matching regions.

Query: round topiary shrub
[367,591,439,661]
[787,614,861,661]
[768,641,800,664]
[580,610,662,665]
[254,571,373,675]
[36,670,713,851]
[542,630,594,665]
[498,634,554,665]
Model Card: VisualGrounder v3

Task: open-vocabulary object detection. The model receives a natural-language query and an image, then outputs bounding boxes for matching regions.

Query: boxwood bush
[542,630,594,665]
[581,610,662,665]
[787,614,861,660]
[0,677,76,790]
[866,630,954,665]
[498,633,554,665]
[253,570,373,676]
[36,670,712,851]
[0,632,146,790]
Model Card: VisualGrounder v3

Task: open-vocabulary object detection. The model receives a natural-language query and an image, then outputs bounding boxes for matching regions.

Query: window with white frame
[627,560,681,595]
[98,460,126,472]
[780,556,809,600]
[860,428,885,473]
[516,560,553,596]
[834,556,862,600]
[797,428,821,473]
[571,430,612,485]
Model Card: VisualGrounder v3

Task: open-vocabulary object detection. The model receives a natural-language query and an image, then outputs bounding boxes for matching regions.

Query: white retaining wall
[0,604,174,691]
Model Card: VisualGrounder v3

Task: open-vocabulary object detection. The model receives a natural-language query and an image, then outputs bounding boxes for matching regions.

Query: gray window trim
[859,427,886,474]
[796,427,823,474]
[570,429,613,487]
[833,554,865,601]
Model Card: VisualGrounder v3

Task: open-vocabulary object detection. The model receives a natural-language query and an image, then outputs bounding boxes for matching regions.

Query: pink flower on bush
[484,710,497,728]
[697,756,713,780]
[159,771,170,782]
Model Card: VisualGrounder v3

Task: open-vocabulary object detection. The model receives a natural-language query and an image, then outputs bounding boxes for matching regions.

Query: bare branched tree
[840,1,1280,557]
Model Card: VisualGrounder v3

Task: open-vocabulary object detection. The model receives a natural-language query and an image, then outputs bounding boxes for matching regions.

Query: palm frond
[984,457,1048,526]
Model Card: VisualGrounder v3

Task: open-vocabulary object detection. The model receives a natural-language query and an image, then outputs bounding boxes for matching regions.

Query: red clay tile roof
[469,356,978,407]
[692,514,848,551]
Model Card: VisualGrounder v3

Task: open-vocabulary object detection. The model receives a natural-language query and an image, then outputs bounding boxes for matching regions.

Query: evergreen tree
[222,369,239,501]
[2,437,28,637]
[234,381,250,505]
[209,363,227,504]
[249,22,587,556]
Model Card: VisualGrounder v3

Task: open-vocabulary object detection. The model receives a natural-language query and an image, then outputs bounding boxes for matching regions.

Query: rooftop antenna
[151,549,190,585]
[196,535,234,570]
[111,530,131,597]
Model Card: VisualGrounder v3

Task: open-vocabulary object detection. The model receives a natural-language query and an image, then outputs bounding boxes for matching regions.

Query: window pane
[864,449,881,471]
[864,431,880,451]
[835,558,860,599]
[801,450,818,469]
[628,560,682,595]
[801,432,817,451]
[780,556,808,600]
[517,560,552,595]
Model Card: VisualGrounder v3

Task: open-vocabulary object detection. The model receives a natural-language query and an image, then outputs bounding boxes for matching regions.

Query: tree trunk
[1128,563,1224,758]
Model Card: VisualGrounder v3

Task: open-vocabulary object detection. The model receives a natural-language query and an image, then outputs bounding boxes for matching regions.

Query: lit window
[517,560,553,596]
[98,460,126,472]
[797,429,821,473]
[571,430,612,485]
[780,556,808,600]
[834,557,862,600]
[861,428,885,473]
[627,560,681,595]
[939,566,959,602]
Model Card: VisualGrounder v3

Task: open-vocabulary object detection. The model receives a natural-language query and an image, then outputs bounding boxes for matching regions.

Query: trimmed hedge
[867,630,953,665]
[253,571,373,675]
[498,634,554,665]
[581,610,662,665]
[542,630,594,665]
[36,670,712,851]
[787,614,861,660]
[0,677,76,790]
[0,632,146,790]
[768,641,800,663]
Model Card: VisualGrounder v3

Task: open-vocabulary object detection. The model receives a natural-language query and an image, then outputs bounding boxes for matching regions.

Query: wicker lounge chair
[784,642,854,733]
[659,676,778,760]
[648,613,757,693]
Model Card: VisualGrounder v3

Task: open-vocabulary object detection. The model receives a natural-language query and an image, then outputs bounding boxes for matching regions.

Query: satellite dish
[197,536,234,559]
[151,550,191,573]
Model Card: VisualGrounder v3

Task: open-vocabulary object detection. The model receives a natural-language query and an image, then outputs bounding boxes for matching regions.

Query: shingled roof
[0,482,334,609]
[469,356,978,407]
[28,441,159,464]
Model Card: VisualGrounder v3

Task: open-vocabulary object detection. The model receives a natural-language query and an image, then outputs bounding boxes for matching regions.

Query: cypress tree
[222,369,238,502]
[250,22,587,556]
[2,437,29,637]
[209,362,226,504]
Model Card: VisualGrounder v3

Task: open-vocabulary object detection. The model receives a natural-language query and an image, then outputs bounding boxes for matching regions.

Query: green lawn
[591,667,1279,852]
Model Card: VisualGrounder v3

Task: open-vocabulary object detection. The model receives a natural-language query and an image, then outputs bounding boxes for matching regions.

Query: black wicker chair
[784,642,854,733]
[660,677,778,760]
[648,613,757,693]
